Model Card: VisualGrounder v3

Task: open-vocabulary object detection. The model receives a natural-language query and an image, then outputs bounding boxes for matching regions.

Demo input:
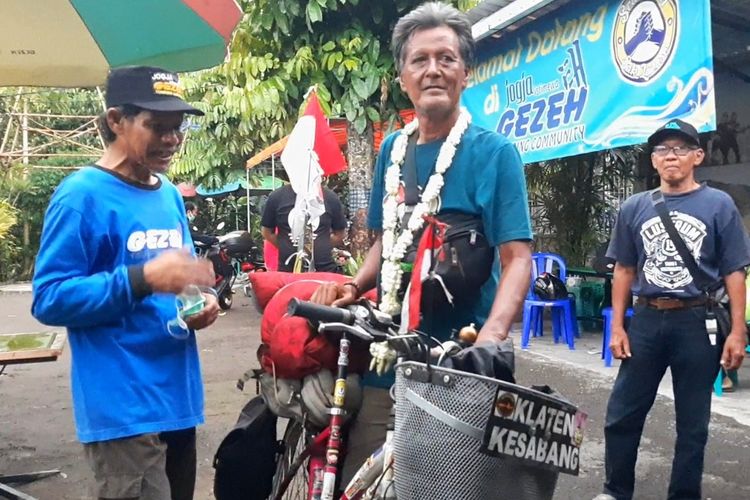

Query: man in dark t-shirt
[261,184,347,272]
[596,119,750,500]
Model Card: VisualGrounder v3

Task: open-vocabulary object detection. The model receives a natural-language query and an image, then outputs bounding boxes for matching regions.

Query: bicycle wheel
[271,420,310,500]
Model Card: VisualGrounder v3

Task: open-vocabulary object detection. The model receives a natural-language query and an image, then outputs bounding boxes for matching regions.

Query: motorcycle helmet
[533,272,569,300]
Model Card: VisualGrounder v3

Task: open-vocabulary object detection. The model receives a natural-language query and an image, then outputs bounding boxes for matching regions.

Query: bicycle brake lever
[318,322,374,341]
[357,299,394,328]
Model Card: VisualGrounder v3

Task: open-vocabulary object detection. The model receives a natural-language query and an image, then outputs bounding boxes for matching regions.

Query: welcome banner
[462,0,714,163]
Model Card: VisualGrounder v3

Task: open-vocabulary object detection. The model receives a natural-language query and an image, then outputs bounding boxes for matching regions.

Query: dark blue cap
[647,119,700,150]
[105,66,203,116]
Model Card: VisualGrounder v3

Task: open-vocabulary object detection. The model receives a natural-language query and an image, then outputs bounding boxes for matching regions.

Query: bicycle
[265,299,587,500]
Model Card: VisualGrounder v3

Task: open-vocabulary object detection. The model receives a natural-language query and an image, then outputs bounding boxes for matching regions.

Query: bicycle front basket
[393,361,573,500]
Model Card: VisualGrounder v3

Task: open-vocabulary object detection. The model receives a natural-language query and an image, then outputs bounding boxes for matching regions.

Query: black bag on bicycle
[400,212,494,308]
[213,396,278,500]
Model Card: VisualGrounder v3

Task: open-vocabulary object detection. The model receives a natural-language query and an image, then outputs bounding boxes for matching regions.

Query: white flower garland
[379,107,471,315]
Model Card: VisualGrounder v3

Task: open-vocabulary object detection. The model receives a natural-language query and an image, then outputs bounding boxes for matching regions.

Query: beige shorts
[340,386,392,486]
[83,433,170,500]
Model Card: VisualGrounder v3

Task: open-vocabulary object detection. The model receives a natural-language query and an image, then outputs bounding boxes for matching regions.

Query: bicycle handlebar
[287,298,356,325]
[287,299,453,363]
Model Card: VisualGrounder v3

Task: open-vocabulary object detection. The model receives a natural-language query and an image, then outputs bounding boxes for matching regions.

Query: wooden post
[22,98,30,247]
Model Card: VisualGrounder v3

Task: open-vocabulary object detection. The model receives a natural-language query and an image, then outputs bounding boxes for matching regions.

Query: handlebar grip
[287,298,356,325]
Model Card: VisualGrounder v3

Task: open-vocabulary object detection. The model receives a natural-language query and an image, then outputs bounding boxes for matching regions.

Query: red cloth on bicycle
[255,274,374,379]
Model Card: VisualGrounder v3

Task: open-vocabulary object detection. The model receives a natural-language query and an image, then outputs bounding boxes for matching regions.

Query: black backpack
[213,396,278,500]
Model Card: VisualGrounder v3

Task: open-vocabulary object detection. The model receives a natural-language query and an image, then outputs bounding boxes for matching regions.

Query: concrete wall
[696,72,750,229]
[711,71,750,167]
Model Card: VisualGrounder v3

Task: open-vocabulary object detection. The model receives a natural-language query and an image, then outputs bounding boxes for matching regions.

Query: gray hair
[97,104,143,144]
[391,2,475,73]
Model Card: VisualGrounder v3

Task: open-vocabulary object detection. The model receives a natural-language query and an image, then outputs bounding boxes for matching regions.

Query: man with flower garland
[310,1,533,485]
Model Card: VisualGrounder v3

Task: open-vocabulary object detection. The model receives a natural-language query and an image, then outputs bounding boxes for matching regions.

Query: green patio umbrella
[0,0,243,87]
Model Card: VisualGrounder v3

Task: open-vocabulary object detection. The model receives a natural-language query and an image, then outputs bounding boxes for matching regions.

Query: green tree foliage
[172,0,477,188]
[0,200,21,283]
[0,164,71,281]
[0,200,16,238]
[526,147,639,266]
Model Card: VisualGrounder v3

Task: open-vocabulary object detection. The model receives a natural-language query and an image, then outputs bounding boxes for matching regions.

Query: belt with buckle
[636,296,708,310]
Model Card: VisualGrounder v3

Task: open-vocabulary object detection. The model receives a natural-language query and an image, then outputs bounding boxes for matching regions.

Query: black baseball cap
[647,119,700,150]
[105,66,204,116]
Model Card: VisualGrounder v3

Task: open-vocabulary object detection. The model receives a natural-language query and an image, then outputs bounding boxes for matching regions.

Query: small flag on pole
[280,89,347,271]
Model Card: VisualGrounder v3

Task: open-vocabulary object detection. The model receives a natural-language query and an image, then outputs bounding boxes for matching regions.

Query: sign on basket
[480,385,587,476]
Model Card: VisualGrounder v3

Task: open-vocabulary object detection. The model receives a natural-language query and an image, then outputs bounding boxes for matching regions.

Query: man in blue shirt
[310,1,533,486]
[32,66,220,500]
[595,120,750,500]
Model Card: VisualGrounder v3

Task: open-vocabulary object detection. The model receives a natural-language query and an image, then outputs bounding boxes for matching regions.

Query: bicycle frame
[319,336,352,499]
[272,335,362,500]
[299,356,402,500]
[271,302,431,500]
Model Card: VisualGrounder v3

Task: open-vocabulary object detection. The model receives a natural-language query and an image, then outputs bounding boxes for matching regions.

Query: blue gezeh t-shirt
[32,166,204,443]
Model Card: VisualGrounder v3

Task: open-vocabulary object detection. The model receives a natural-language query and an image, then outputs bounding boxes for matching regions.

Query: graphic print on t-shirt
[126,229,183,253]
[640,211,707,289]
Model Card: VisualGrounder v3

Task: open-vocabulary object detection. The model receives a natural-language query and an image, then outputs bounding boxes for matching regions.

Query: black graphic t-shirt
[607,185,750,298]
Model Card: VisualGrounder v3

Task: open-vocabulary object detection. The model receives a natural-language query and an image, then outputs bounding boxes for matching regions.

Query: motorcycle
[193,223,265,310]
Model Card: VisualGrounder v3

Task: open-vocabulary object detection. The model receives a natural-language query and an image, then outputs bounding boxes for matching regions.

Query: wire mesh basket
[393,361,576,500]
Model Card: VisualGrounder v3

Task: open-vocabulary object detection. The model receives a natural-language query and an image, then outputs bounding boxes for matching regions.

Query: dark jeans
[161,427,197,500]
[603,305,720,500]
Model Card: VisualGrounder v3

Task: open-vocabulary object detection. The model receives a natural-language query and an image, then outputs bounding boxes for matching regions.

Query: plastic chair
[712,342,750,396]
[521,253,578,350]
[714,369,740,396]
[601,306,634,367]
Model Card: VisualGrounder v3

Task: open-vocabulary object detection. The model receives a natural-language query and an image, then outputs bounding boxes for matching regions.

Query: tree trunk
[346,120,375,260]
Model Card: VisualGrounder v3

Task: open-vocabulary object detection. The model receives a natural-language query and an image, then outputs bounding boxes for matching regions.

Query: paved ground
[520,327,750,499]
[0,290,257,500]
[2,288,750,499]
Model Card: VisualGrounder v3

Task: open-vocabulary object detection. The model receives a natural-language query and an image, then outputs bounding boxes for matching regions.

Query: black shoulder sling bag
[650,189,729,344]
[395,134,495,311]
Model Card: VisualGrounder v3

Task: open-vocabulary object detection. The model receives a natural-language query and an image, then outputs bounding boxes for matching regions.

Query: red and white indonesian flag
[400,217,451,331]
[281,90,347,245]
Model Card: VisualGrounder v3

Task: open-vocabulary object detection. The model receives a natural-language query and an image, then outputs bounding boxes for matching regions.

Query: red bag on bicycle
[252,273,374,379]
[250,271,361,309]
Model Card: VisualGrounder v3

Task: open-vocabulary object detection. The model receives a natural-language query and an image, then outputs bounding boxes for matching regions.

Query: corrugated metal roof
[468,0,574,41]
[466,0,517,24]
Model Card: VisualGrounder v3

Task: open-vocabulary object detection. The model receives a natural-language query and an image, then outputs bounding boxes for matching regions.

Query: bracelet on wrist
[343,281,361,297]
